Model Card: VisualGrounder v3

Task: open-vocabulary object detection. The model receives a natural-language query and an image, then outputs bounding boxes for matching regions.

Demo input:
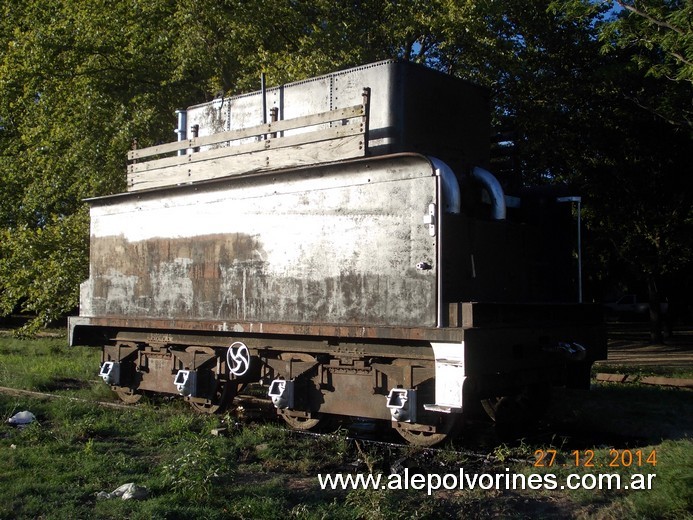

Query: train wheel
[273,352,321,430]
[189,382,234,414]
[480,397,502,421]
[279,410,322,431]
[481,395,529,439]
[394,415,459,447]
[115,388,142,404]
[482,384,551,422]
[482,385,550,437]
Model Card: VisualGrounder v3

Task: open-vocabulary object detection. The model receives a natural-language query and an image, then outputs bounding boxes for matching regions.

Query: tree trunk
[647,275,664,344]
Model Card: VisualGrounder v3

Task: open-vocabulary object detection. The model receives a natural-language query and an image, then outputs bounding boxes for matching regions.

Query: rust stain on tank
[85,230,435,326]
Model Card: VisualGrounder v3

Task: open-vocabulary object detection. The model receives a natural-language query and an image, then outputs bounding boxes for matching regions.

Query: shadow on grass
[36,377,93,392]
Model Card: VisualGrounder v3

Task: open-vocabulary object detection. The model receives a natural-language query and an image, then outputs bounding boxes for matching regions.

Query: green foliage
[0,0,691,332]
[547,0,692,316]
[0,0,196,333]
[345,487,442,520]
[0,209,89,335]
[607,1,692,84]
[556,0,692,128]
[0,334,100,393]
[620,438,693,519]
[160,436,236,498]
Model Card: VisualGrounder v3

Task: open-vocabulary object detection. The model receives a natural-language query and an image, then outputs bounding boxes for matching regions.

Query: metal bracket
[268,379,295,409]
[99,361,120,385]
[174,370,198,397]
[422,203,437,236]
[386,388,417,423]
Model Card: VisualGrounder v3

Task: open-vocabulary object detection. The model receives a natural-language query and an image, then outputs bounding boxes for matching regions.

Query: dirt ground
[597,323,693,369]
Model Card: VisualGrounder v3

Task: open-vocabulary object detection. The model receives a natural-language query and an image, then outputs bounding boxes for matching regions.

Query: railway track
[0,383,494,461]
[0,383,652,463]
[0,384,540,484]
[0,385,133,410]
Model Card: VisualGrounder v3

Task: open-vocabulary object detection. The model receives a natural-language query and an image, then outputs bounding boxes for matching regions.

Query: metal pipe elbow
[471,166,506,220]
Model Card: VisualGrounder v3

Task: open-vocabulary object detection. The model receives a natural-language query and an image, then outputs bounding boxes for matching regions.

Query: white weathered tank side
[81,155,442,328]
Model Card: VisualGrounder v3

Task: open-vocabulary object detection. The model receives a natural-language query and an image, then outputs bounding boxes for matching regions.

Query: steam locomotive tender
[69,61,606,446]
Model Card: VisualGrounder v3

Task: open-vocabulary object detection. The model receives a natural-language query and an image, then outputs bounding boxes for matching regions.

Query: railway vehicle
[69,60,606,446]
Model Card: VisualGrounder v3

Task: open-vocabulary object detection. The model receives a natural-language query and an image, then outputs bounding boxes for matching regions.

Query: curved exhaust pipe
[430,158,461,214]
[471,166,506,220]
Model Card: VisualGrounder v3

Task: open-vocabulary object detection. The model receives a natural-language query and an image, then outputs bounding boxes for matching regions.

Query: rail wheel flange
[393,414,459,447]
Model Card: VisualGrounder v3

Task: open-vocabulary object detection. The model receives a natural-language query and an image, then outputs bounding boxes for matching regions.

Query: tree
[1,0,690,344]
[596,1,692,340]
[0,0,428,333]
[416,0,692,341]
[547,0,693,341]
[0,0,190,333]
[604,0,692,128]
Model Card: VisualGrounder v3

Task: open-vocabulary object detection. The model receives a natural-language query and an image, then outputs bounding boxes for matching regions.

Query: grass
[0,333,105,399]
[499,436,692,520]
[0,335,691,519]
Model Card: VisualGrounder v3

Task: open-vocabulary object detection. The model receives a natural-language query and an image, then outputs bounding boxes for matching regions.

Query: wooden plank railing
[127,89,370,192]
